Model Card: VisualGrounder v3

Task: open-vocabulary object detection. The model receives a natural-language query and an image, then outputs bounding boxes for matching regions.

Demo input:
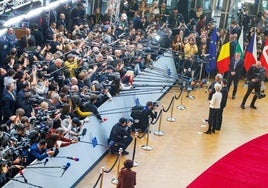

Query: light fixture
[44,1,61,11]
[24,6,44,19]
[60,0,69,4]
[0,28,7,36]
[3,14,25,27]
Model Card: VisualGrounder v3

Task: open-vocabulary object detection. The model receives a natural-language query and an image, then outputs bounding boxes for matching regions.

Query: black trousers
[207,108,220,132]
[241,82,261,106]
[111,136,133,152]
[227,75,240,96]
[216,108,224,130]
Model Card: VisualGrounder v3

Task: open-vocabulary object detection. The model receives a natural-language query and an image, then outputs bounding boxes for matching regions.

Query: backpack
[130,105,145,123]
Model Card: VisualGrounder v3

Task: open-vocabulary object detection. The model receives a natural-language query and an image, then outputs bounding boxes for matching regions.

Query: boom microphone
[61,162,71,177]
[81,128,87,137]
[66,157,79,161]
[44,158,48,166]
[19,170,28,183]
[108,141,114,147]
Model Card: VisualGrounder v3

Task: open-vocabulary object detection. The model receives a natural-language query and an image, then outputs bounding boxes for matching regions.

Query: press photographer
[241,61,266,109]
[47,58,65,88]
[108,118,132,155]
[131,101,158,132]
[16,82,34,117]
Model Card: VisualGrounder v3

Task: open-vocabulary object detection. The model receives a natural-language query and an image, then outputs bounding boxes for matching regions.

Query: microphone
[66,157,79,161]
[44,158,49,166]
[81,128,87,137]
[61,162,71,177]
[108,141,114,147]
[19,170,28,183]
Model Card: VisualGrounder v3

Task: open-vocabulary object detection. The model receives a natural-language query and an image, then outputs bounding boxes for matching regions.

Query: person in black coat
[140,101,157,132]
[16,82,33,117]
[216,79,228,130]
[1,82,16,124]
[47,58,65,89]
[108,118,133,155]
[241,61,266,109]
[227,52,244,99]
[229,34,237,59]
[169,8,184,29]
[83,94,106,122]
[31,24,44,47]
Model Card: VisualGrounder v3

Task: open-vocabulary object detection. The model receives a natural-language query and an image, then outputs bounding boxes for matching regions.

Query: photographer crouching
[108,118,133,155]
[131,101,158,133]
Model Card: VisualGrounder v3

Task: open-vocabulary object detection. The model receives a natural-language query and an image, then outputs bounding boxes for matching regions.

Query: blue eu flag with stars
[205,28,218,73]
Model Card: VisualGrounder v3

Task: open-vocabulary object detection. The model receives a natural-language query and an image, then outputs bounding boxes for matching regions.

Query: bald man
[241,61,266,109]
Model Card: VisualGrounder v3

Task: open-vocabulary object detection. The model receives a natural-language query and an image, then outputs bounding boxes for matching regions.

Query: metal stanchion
[99,167,104,188]
[132,132,139,167]
[141,125,152,151]
[166,93,176,122]
[177,83,186,110]
[154,110,164,136]
[111,148,123,185]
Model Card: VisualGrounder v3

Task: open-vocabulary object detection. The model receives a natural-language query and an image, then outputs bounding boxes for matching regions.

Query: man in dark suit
[31,24,44,47]
[45,22,57,41]
[227,52,243,99]
[216,79,228,130]
[1,82,16,124]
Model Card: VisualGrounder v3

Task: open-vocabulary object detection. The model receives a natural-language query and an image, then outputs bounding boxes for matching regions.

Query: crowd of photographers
[0,0,268,185]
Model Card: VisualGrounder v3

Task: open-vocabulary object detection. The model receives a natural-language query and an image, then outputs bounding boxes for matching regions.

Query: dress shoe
[202,119,208,123]
[122,150,129,155]
[240,104,245,109]
[204,131,211,134]
[232,95,235,99]
[212,130,215,134]
[250,105,257,109]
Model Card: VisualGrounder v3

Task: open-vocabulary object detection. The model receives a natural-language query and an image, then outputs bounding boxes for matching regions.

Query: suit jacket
[117,168,136,188]
[1,90,16,117]
[46,27,55,41]
[31,29,44,47]
[228,57,243,78]
[220,86,228,109]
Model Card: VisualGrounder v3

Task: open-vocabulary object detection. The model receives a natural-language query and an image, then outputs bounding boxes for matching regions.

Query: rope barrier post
[154,109,164,136]
[141,124,153,151]
[132,132,139,167]
[177,83,186,110]
[99,167,105,188]
[111,148,123,185]
[166,93,176,122]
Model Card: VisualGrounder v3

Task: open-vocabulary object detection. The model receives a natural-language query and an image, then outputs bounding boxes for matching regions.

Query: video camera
[0,141,29,163]
[25,93,45,107]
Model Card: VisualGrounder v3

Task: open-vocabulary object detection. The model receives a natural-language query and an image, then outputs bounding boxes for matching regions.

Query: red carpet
[187,134,268,188]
